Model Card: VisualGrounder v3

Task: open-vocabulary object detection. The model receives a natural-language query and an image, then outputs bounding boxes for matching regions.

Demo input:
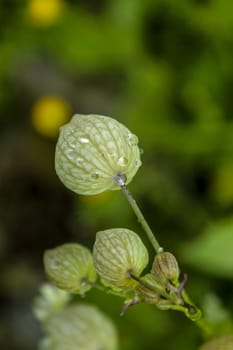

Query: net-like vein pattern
[55,114,141,195]
[93,228,149,290]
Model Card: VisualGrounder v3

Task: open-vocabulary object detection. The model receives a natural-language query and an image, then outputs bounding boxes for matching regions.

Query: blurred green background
[1,0,233,349]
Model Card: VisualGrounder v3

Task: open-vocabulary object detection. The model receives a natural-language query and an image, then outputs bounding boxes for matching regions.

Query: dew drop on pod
[44,243,97,295]
[93,228,149,291]
[40,304,118,350]
[55,114,142,195]
[199,335,233,350]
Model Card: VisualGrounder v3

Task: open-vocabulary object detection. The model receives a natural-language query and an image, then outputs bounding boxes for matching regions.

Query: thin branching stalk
[115,174,163,254]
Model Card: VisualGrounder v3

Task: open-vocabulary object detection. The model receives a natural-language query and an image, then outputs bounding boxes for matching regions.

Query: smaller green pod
[44,243,97,295]
[41,304,118,350]
[152,252,180,286]
[199,335,233,350]
[93,228,149,291]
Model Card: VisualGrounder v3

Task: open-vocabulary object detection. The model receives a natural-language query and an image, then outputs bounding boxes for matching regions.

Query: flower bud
[42,304,118,350]
[152,252,180,285]
[199,335,233,350]
[55,114,141,195]
[44,243,97,295]
[93,228,149,291]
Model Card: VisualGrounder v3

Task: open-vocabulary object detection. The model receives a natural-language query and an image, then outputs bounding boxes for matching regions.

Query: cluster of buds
[136,252,201,321]
[43,228,148,297]
[40,114,206,349]
[43,232,200,321]
[44,115,202,316]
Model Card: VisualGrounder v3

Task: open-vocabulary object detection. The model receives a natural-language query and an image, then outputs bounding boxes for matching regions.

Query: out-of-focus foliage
[0,0,233,349]
[33,286,118,350]
[181,217,233,278]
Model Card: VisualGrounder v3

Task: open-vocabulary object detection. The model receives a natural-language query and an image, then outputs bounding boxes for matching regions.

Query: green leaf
[180,218,233,278]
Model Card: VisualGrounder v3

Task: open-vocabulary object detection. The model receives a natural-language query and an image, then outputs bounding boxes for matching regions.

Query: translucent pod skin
[44,243,97,295]
[41,304,118,350]
[55,114,141,195]
[152,252,180,286]
[93,228,149,291]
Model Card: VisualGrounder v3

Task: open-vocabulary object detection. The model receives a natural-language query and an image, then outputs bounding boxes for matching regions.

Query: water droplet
[68,136,76,148]
[80,279,87,287]
[65,149,75,161]
[115,173,127,184]
[91,184,98,189]
[79,137,89,144]
[135,159,142,168]
[91,172,99,180]
[108,151,117,159]
[118,156,128,167]
[127,133,138,146]
[76,157,83,165]
[50,259,60,270]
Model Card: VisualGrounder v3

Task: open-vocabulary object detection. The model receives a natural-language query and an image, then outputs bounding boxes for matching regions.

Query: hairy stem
[115,174,163,254]
[195,317,215,338]
[114,175,215,338]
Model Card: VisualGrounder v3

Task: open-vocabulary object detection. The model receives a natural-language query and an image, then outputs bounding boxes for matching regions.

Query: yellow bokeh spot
[27,0,64,27]
[31,96,71,137]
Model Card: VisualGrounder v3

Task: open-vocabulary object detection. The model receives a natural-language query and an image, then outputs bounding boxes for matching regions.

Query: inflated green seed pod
[93,228,149,291]
[55,114,141,195]
[42,304,118,350]
[33,283,71,322]
[152,252,180,285]
[44,243,97,295]
[199,335,233,350]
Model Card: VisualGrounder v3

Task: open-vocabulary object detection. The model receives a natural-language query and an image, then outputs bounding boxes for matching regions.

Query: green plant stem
[114,175,215,338]
[115,174,163,254]
[195,317,215,339]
